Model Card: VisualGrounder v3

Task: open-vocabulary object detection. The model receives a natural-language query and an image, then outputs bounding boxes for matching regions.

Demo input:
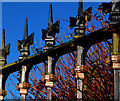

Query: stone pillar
[17,17,34,100]
[0,29,10,100]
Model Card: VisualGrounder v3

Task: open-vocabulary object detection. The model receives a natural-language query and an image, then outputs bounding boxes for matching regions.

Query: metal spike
[78,0,83,16]
[1,29,5,49]
[48,4,53,27]
[23,17,28,39]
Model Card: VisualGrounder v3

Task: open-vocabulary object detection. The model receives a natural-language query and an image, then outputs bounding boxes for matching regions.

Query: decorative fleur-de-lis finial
[101,0,120,25]
[0,29,10,66]
[18,17,34,51]
[17,17,34,58]
[42,4,60,41]
[69,0,92,35]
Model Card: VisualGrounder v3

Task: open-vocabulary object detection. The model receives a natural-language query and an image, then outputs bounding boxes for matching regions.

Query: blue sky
[2,1,110,99]
[2,2,102,64]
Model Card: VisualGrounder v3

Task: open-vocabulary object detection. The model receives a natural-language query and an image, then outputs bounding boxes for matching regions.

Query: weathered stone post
[0,29,10,100]
[69,0,92,100]
[42,4,59,101]
[16,17,34,100]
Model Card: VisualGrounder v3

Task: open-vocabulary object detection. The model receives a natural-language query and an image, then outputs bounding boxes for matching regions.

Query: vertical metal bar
[109,0,120,100]
[114,70,119,100]
[47,87,52,101]
[112,33,120,101]
[17,17,34,100]
[21,65,27,101]
[0,63,2,98]
[47,56,52,101]
[0,29,10,100]
[0,29,5,100]
[21,66,27,83]
[76,1,84,99]
[119,71,120,100]
[0,73,3,100]
[21,94,26,101]
[77,78,83,100]
[77,46,83,66]
[48,56,52,74]
[77,46,83,101]
[0,74,2,90]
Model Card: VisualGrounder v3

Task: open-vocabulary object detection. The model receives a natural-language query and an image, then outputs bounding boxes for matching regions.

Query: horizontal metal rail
[1,25,117,75]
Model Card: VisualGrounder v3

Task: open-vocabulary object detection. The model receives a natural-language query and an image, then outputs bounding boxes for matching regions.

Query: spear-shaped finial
[48,4,53,27]
[0,29,10,66]
[23,17,28,39]
[1,29,5,49]
[17,17,34,57]
[78,0,83,16]
[42,4,60,42]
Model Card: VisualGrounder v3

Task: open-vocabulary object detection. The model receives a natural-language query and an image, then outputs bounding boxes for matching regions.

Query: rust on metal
[20,89,27,95]
[45,81,53,87]
[113,63,120,69]
[106,57,111,65]
[75,65,84,72]
[0,89,7,96]
[0,89,7,100]
[75,73,84,79]
[111,55,120,69]
[111,55,120,62]
[16,82,31,91]
[44,74,57,82]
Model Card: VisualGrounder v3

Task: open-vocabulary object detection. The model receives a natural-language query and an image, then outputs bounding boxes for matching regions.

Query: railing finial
[1,29,5,49]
